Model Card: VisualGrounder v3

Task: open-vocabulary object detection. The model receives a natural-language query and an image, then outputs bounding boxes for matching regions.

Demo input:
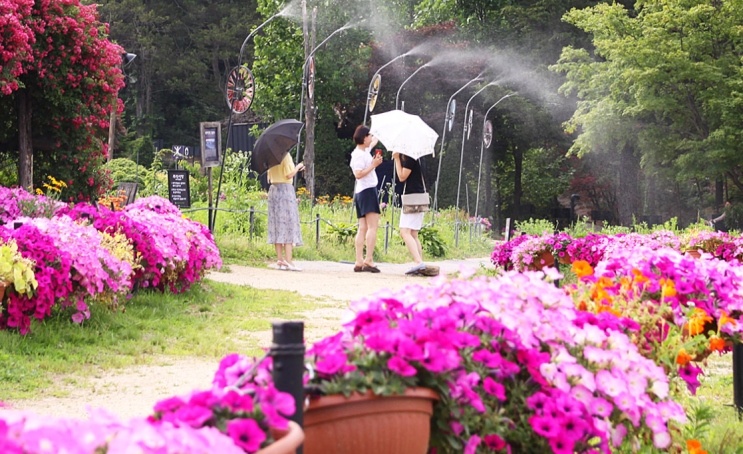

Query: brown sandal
[362,265,381,273]
[353,266,364,272]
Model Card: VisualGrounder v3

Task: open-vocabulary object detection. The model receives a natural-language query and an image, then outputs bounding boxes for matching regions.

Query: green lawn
[0,280,321,400]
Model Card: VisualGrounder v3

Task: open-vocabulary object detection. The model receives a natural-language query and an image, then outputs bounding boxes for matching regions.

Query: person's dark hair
[353,125,370,145]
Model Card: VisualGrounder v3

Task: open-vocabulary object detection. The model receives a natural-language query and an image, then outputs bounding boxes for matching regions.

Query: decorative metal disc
[483,120,493,148]
[467,108,474,140]
[225,65,255,114]
[448,100,456,132]
[307,57,316,100]
[369,74,381,112]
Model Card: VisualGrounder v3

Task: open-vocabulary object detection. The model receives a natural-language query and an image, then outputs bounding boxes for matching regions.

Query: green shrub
[419,226,446,257]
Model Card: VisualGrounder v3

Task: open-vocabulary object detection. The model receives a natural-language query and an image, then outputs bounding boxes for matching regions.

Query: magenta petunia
[483,377,506,401]
[227,418,267,453]
[483,433,506,450]
[388,356,417,376]
[529,415,560,439]
[464,435,482,454]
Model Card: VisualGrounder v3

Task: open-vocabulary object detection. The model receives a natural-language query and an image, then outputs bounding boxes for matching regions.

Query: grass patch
[0,280,320,400]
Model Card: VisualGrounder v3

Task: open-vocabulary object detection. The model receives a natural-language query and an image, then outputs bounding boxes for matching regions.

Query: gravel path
[10,258,492,419]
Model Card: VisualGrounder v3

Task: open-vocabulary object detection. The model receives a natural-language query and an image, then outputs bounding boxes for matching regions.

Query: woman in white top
[349,125,382,273]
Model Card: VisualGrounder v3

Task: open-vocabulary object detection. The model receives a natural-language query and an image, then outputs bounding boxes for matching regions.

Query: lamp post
[474,93,515,220]
[294,22,359,167]
[212,12,285,231]
[455,82,497,246]
[395,63,430,111]
[362,51,411,126]
[107,52,136,162]
[432,74,484,217]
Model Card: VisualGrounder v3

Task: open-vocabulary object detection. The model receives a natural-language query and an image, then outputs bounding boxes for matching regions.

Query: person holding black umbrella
[267,153,305,271]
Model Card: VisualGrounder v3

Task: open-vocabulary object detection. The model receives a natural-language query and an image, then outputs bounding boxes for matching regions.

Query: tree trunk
[513,146,522,220]
[484,153,492,220]
[716,178,724,209]
[618,142,640,226]
[303,7,317,196]
[17,86,33,191]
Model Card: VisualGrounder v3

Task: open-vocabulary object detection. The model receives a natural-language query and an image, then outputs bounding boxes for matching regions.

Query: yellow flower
[660,278,677,298]
[35,188,44,195]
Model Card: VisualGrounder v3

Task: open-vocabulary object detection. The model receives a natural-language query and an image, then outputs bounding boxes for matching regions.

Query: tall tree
[554,0,743,219]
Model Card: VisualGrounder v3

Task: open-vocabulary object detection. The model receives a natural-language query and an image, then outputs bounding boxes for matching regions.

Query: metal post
[270,321,306,451]
[455,220,459,248]
[505,217,512,242]
[385,221,390,253]
[13,222,23,230]
[734,343,743,419]
[315,213,320,248]
[469,219,472,245]
[249,205,255,241]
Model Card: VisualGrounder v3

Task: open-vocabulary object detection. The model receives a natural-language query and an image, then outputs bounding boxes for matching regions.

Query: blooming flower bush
[0,408,246,454]
[0,237,37,296]
[0,191,221,334]
[311,271,685,453]
[0,186,65,224]
[569,247,743,395]
[149,354,295,453]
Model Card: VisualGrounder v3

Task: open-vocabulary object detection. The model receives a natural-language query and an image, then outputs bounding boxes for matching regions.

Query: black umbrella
[251,119,304,174]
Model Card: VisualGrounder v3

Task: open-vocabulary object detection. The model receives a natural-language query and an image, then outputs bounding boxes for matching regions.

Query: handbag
[401,162,430,214]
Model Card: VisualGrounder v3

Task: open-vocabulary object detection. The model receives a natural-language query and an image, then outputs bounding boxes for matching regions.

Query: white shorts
[399,211,424,231]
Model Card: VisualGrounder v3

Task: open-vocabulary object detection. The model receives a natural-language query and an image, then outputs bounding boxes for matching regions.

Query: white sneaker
[286,264,303,272]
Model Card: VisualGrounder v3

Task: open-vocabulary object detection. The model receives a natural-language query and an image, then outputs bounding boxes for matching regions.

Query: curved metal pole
[295,25,354,167]
[432,74,484,219]
[363,52,409,126]
[213,12,282,231]
[455,82,496,246]
[395,64,429,111]
[474,93,516,219]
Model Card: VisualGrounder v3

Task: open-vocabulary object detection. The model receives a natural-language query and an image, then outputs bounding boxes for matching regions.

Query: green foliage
[326,221,358,244]
[515,218,555,235]
[419,226,447,257]
[0,240,38,296]
[105,158,149,187]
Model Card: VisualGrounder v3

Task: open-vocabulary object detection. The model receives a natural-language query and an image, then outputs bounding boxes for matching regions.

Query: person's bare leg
[275,244,285,268]
[284,244,294,266]
[412,230,423,263]
[355,217,368,267]
[364,212,379,266]
[401,228,423,265]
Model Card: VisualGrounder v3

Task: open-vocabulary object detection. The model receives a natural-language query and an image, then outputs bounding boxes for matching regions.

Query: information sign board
[167,169,191,208]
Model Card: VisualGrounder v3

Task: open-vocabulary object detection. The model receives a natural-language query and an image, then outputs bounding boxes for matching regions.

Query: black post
[315,213,320,248]
[505,218,512,242]
[570,194,581,224]
[734,342,743,419]
[249,206,255,241]
[270,321,306,453]
[13,222,23,230]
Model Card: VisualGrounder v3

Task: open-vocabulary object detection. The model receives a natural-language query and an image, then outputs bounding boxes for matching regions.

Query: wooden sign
[167,169,191,208]
[117,182,139,205]
[200,122,222,168]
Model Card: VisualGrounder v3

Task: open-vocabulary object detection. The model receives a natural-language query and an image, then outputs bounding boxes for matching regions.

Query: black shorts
[355,187,380,218]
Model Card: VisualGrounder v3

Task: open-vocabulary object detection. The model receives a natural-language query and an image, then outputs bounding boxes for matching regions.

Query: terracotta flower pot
[303,387,439,454]
[256,421,305,454]
[558,253,572,265]
[687,250,702,259]
[530,251,555,271]
[0,281,7,301]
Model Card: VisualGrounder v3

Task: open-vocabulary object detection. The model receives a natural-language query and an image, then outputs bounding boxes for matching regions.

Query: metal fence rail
[180,206,486,251]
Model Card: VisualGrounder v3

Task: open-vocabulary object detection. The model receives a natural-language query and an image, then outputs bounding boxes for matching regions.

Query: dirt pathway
[9,258,491,419]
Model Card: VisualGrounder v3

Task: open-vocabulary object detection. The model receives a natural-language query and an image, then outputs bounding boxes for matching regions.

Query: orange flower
[676,348,692,366]
[572,261,594,278]
[631,268,649,284]
[686,439,708,454]
[620,277,632,291]
[660,278,677,298]
[719,310,737,327]
[709,336,725,352]
[685,309,713,336]
[597,304,621,318]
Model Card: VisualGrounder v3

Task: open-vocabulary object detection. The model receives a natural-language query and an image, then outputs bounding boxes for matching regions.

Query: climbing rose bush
[1,0,125,199]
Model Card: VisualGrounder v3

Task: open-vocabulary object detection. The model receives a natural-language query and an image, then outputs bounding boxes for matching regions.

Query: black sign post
[201,122,222,230]
[167,169,191,209]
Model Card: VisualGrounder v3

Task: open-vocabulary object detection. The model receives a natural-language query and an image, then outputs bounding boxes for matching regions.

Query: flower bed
[493,230,743,270]
[0,191,221,334]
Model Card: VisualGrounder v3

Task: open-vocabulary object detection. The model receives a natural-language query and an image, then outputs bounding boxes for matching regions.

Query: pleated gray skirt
[267,183,304,246]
